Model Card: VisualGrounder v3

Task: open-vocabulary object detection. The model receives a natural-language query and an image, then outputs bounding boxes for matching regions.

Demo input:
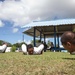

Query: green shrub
[11,46,16,52]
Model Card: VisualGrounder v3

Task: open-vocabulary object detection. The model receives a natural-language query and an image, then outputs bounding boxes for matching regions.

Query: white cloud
[12,28,19,33]
[24,39,31,44]
[17,40,22,43]
[17,39,31,44]
[0,20,4,27]
[0,0,75,27]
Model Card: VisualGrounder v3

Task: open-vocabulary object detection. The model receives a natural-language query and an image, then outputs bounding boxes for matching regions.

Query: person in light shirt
[21,43,44,55]
[0,42,7,53]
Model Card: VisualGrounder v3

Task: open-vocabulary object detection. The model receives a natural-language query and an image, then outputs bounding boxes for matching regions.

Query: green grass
[0,52,75,75]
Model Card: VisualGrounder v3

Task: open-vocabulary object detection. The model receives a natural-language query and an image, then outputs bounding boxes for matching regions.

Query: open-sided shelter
[22,19,75,51]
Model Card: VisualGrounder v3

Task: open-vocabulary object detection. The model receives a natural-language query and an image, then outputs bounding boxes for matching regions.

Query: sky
[0,0,75,44]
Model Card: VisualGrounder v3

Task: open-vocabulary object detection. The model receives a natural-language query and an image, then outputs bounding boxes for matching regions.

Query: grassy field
[0,52,75,75]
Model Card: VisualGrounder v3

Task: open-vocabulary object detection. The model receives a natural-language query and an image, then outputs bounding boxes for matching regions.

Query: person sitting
[0,42,7,53]
[44,42,47,52]
[61,31,75,54]
[21,43,44,55]
[50,42,54,51]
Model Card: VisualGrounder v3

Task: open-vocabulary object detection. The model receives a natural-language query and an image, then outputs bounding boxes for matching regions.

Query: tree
[13,42,26,49]
[11,46,16,52]
[0,40,12,46]
[31,39,41,45]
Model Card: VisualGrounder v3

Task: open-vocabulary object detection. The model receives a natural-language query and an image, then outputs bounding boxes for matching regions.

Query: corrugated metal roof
[22,18,75,37]
[22,19,75,28]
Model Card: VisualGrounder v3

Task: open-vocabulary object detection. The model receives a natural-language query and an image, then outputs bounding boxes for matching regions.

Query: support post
[40,32,42,42]
[54,26,56,51]
[57,35,59,48]
[34,27,36,47]
[44,34,46,43]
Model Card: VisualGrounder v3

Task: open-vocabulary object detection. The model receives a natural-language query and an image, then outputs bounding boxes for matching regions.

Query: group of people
[0,31,75,55]
[21,43,44,55]
[22,31,75,55]
[21,40,48,55]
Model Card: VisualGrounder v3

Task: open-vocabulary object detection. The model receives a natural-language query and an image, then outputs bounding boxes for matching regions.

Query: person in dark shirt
[44,42,47,52]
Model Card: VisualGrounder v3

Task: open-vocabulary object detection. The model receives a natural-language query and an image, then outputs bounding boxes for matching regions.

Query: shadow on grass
[62,58,75,60]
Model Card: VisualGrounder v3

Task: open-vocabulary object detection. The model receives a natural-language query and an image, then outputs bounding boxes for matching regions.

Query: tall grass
[0,52,75,75]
